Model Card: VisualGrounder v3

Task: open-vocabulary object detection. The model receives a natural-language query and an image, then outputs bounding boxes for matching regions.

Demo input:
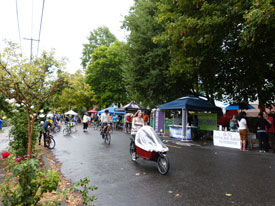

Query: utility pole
[24,38,39,62]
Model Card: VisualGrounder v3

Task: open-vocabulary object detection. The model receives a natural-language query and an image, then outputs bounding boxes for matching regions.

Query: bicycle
[63,122,74,136]
[45,130,56,149]
[96,121,101,130]
[110,123,114,133]
[101,125,111,145]
[53,123,61,133]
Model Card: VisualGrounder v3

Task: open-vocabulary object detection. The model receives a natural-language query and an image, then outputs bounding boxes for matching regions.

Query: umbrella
[87,109,97,113]
[65,110,78,115]
[225,103,255,111]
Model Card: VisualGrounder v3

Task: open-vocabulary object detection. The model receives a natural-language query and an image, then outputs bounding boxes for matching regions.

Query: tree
[238,0,275,106]
[81,26,116,68]
[156,0,275,105]
[0,41,65,158]
[55,70,97,113]
[85,41,128,108]
[123,0,193,108]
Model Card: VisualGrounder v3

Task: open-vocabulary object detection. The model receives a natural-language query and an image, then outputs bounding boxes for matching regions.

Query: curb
[41,153,66,206]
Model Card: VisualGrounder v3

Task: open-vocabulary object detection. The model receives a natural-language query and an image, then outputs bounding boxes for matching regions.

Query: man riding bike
[101,109,111,138]
[41,118,53,147]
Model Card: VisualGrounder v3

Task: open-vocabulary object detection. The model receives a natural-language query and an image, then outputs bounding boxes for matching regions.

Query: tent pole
[187,110,188,140]
[182,109,184,140]
[182,109,187,140]
[164,111,166,136]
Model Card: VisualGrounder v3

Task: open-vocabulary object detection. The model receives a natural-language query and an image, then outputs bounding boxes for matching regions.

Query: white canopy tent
[65,110,78,115]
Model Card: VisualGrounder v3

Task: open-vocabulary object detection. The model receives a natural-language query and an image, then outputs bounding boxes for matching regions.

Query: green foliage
[70,177,98,206]
[122,0,193,108]
[55,70,97,113]
[0,94,12,116]
[81,26,117,68]
[9,110,39,157]
[85,41,129,108]
[0,41,65,157]
[0,156,60,206]
[156,0,275,105]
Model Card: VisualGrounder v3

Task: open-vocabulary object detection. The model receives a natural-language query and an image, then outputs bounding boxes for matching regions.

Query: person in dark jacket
[42,119,52,147]
[255,112,271,152]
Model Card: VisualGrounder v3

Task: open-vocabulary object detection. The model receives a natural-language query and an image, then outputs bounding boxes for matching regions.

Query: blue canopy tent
[225,103,255,111]
[159,96,221,140]
[159,96,221,111]
[98,106,125,115]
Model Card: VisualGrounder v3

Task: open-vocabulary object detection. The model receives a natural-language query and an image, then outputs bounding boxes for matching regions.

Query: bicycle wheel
[105,132,111,145]
[45,135,56,149]
[130,141,137,161]
[157,154,169,175]
[63,128,69,136]
[54,126,60,133]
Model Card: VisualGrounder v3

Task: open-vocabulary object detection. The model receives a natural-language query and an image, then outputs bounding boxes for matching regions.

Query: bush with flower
[8,103,40,157]
[0,150,61,206]
[1,151,10,159]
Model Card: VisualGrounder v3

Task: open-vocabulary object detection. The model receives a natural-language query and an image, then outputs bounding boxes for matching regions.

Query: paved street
[51,124,275,206]
[0,127,10,153]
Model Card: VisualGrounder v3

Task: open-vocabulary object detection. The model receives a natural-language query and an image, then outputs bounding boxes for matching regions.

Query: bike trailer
[135,126,168,153]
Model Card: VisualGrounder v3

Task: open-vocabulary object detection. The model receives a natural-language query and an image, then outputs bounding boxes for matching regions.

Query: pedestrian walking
[255,112,271,153]
[83,113,89,132]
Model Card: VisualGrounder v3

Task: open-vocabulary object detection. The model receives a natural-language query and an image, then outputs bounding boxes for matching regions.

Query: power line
[15,0,22,47]
[36,0,45,56]
[24,38,39,62]
[31,0,34,40]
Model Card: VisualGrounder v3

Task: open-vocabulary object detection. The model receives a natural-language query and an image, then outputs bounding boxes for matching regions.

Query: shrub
[9,107,39,157]
[0,153,60,206]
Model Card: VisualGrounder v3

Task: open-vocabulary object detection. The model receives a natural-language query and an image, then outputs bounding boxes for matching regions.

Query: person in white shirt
[101,109,111,138]
[82,113,89,132]
[238,112,249,151]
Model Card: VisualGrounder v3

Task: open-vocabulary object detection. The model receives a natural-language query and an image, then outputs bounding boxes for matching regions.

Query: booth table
[213,130,256,149]
[169,125,198,140]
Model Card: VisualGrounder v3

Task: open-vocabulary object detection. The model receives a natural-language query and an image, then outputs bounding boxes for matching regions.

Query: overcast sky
[0,0,134,73]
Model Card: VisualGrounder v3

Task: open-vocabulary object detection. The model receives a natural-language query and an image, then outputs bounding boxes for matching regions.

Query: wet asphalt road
[52,124,275,206]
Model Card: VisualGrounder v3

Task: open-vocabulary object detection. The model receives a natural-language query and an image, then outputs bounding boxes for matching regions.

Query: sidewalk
[0,127,9,187]
[160,135,275,155]
[0,127,10,153]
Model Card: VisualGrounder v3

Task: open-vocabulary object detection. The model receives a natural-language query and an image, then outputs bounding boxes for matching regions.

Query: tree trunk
[26,109,32,160]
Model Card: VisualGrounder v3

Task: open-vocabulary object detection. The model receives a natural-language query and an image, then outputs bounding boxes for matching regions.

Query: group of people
[98,109,148,140]
[230,111,274,153]
[125,112,149,133]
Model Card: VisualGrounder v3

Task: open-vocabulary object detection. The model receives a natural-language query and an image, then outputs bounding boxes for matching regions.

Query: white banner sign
[213,130,241,149]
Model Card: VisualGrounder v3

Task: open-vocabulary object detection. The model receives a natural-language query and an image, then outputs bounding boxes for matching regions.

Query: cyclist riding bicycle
[42,118,52,147]
[101,109,111,138]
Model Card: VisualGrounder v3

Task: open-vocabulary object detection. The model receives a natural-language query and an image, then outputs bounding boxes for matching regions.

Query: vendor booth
[65,110,78,116]
[98,106,125,115]
[213,102,256,149]
[213,130,257,149]
[114,101,143,114]
[159,96,221,140]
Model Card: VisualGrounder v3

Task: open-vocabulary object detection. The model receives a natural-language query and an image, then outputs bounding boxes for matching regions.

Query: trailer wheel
[130,142,137,161]
[157,155,169,175]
